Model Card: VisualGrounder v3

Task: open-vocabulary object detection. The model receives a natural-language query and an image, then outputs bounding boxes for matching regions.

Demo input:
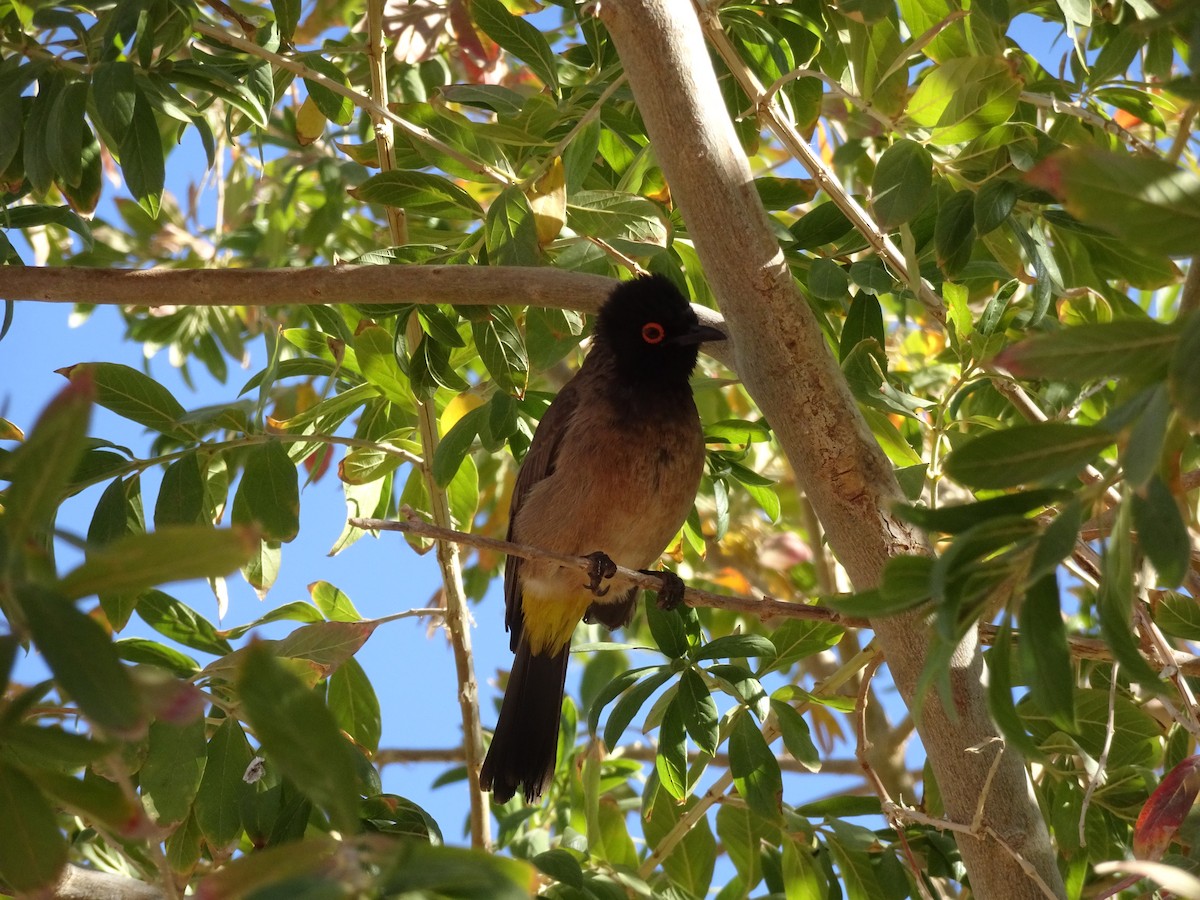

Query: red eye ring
[641,322,665,344]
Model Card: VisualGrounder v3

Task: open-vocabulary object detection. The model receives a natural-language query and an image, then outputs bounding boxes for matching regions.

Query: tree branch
[351,507,856,627]
[598,2,1063,895]
[52,865,164,900]
[357,509,1200,675]
[0,266,738,370]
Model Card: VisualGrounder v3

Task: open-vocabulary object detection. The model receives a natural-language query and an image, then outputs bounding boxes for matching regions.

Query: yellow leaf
[527,158,565,245]
[296,96,326,146]
[439,392,485,434]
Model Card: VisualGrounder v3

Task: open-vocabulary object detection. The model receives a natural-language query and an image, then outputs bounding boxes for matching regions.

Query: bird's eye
[641,322,665,344]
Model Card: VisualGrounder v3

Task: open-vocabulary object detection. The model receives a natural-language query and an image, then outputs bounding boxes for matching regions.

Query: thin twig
[525,74,629,187]
[693,1,947,326]
[1079,662,1118,848]
[359,0,487,849]
[190,21,513,185]
[854,653,939,900]
[1021,92,1157,156]
[352,507,860,627]
[357,508,1200,675]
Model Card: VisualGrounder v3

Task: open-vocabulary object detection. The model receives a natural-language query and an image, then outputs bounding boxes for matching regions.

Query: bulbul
[480,274,726,804]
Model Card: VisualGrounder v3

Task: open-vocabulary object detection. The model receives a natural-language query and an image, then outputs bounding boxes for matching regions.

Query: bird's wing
[504,378,584,650]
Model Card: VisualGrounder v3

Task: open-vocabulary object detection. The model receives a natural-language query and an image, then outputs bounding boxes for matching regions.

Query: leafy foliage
[1,0,1199,897]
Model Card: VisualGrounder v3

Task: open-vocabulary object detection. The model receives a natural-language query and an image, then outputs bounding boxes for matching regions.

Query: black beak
[669,323,727,347]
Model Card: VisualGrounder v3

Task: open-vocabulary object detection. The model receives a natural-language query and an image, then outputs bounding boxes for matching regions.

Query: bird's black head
[593,274,725,385]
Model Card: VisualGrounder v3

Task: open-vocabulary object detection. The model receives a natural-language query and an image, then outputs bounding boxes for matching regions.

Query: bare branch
[0,266,738,371]
[53,866,164,900]
[352,507,858,627]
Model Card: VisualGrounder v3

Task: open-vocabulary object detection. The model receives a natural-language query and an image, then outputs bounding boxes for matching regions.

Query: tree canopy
[1,0,1199,898]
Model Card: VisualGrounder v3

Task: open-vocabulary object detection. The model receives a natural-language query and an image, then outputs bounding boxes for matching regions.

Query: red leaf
[1134,754,1200,860]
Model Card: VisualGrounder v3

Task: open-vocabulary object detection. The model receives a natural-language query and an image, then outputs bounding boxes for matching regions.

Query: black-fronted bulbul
[480,274,726,804]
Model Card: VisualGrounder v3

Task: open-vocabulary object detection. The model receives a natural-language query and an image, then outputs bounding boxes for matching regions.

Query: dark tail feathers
[480,638,569,803]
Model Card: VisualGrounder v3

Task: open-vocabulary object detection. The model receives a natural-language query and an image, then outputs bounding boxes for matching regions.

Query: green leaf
[642,775,716,897]
[2,374,92,545]
[137,590,232,656]
[119,89,164,217]
[729,709,783,823]
[694,634,777,663]
[790,201,854,249]
[767,619,844,669]
[301,53,353,125]
[716,802,763,887]
[0,762,68,893]
[677,669,719,755]
[1017,575,1074,731]
[270,0,299,40]
[193,716,252,849]
[984,622,1044,761]
[603,668,672,750]
[907,56,1022,144]
[936,189,976,276]
[24,76,61,194]
[645,593,691,659]
[155,451,205,527]
[532,849,583,888]
[1026,147,1200,257]
[472,306,529,394]
[0,723,110,773]
[352,170,483,219]
[825,821,888,900]
[1170,312,1200,426]
[807,257,849,301]
[1020,688,1160,769]
[771,700,820,771]
[433,405,485,488]
[1029,498,1082,581]
[141,717,207,824]
[994,319,1179,382]
[232,440,300,543]
[46,79,88,188]
[471,0,559,93]
[895,489,1071,534]
[309,580,363,622]
[840,293,885,362]
[944,423,1115,489]
[117,637,198,676]
[975,178,1018,234]
[1132,475,1191,589]
[871,139,932,228]
[61,362,192,440]
[567,190,670,249]
[354,325,414,410]
[782,834,826,900]
[1154,591,1200,641]
[525,306,584,371]
[60,526,257,600]
[486,186,541,266]
[1098,507,1162,688]
[655,695,689,800]
[709,663,769,720]
[237,643,362,833]
[19,584,144,737]
[328,657,382,754]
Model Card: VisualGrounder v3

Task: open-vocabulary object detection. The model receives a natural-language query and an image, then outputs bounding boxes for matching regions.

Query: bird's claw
[642,569,686,611]
[584,551,618,596]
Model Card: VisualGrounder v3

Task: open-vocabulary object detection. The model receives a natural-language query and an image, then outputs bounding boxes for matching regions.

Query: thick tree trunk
[599,2,1065,896]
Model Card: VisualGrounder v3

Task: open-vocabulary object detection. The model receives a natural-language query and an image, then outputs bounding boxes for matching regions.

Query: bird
[479,273,726,804]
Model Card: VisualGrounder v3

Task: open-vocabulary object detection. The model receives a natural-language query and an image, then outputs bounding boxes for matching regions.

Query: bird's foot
[583,551,618,596]
[641,569,686,611]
